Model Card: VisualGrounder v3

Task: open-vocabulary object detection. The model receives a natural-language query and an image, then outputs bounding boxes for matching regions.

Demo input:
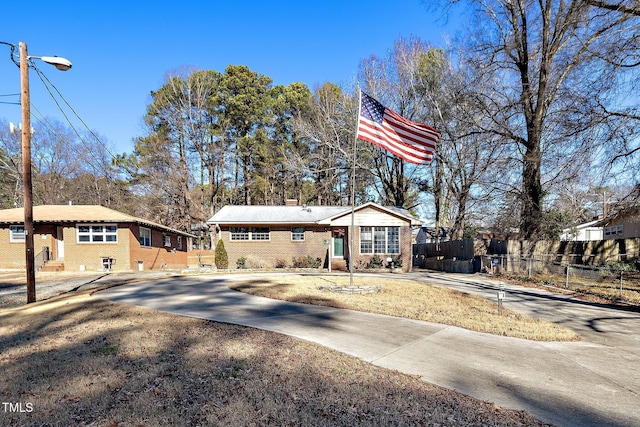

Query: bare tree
[294,83,357,206]
[458,0,640,239]
[0,120,22,208]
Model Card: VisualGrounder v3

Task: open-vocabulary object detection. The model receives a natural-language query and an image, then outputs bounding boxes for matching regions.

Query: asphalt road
[94,272,640,427]
[0,271,177,309]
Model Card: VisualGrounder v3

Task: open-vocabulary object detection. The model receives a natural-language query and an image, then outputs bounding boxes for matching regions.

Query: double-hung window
[77,224,118,243]
[139,227,151,247]
[387,226,400,253]
[360,226,400,254]
[230,227,270,241]
[291,227,305,241]
[9,225,25,242]
[360,227,373,253]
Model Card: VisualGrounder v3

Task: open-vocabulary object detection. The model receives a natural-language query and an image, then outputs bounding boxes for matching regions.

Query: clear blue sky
[0,0,460,155]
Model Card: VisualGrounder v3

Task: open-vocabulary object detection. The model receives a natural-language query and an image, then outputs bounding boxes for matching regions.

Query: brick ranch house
[207,202,421,272]
[0,205,195,272]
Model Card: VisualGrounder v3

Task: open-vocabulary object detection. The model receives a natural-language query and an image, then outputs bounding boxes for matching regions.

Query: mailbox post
[497,282,506,315]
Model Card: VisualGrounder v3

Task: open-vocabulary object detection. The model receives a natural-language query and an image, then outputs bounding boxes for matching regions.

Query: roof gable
[329,202,420,225]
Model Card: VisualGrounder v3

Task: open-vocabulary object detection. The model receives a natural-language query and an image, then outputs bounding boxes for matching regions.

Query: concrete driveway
[95,272,640,427]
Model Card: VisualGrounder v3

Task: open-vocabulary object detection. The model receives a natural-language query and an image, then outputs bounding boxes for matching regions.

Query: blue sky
[0,1,461,155]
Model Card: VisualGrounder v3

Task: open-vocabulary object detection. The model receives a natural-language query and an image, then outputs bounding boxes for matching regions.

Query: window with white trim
[291,227,305,241]
[163,234,171,247]
[360,227,372,253]
[360,226,400,254]
[230,227,249,240]
[230,227,270,241]
[177,236,183,250]
[387,226,400,253]
[251,227,270,240]
[77,224,117,243]
[604,225,623,237]
[10,225,25,242]
[139,227,151,247]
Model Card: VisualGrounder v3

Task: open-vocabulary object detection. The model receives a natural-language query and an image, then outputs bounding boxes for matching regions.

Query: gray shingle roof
[208,205,350,225]
[207,203,421,226]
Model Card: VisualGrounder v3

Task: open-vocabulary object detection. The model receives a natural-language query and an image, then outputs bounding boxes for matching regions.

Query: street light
[1,41,72,303]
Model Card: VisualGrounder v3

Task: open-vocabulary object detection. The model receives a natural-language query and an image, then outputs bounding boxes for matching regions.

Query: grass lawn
[230,275,579,342]
[0,278,554,426]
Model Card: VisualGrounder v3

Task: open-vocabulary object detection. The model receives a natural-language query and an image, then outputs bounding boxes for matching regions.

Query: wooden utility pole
[20,41,36,304]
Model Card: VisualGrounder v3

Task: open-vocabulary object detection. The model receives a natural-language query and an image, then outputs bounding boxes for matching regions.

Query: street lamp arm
[1,41,72,71]
[33,56,72,71]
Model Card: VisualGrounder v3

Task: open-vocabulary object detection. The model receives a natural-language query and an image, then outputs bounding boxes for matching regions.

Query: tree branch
[587,0,640,16]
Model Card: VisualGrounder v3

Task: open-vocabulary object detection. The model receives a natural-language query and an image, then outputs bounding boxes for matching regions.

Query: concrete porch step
[40,261,65,272]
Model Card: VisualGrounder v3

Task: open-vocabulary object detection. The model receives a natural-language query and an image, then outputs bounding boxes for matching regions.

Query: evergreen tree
[214,239,228,269]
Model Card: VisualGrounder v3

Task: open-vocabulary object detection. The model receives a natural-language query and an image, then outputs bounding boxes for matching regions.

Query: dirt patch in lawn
[0,287,552,426]
[230,275,579,342]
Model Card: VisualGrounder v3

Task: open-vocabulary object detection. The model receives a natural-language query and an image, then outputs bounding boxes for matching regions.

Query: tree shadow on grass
[0,288,558,427]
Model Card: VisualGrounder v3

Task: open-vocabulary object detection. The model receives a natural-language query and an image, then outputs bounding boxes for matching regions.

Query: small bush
[605,257,640,272]
[367,254,384,269]
[292,255,322,269]
[353,260,366,270]
[236,257,246,269]
[275,258,288,268]
[244,254,268,269]
[237,255,268,269]
[214,240,228,269]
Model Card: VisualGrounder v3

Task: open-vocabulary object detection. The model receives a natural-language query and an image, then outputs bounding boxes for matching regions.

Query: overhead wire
[0,93,20,105]
[32,65,118,174]
[29,62,155,196]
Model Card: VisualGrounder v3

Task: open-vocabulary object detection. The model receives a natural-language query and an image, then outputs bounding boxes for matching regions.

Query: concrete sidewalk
[95,273,640,427]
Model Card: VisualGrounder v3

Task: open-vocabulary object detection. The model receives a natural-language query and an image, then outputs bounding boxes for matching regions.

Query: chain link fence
[481,254,640,304]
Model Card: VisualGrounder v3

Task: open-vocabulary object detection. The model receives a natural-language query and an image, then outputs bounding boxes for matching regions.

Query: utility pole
[20,42,36,304]
[1,40,71,304]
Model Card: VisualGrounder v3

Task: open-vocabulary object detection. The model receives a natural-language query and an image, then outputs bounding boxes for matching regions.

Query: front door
[56,227,64,260]
[333,229,345,257]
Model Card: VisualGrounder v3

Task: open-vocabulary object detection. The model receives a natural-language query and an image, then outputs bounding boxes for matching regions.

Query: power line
[30,64,149,190]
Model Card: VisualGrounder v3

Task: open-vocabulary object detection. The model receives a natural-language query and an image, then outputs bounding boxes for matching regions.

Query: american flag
[357,91,438,165]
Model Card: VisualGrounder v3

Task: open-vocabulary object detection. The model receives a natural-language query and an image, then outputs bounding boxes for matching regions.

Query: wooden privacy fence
[413,238,485,273]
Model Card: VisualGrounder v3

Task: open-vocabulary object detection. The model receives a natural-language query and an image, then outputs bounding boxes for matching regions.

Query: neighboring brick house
[207,202,421,272]
[0,205,195,272]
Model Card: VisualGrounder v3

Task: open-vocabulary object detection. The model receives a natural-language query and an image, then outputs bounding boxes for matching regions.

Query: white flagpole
[349,88,362,288]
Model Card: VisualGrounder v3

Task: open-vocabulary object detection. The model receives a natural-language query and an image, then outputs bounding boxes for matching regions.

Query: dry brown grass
[230,275,579,342]
[0,287,551,426]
